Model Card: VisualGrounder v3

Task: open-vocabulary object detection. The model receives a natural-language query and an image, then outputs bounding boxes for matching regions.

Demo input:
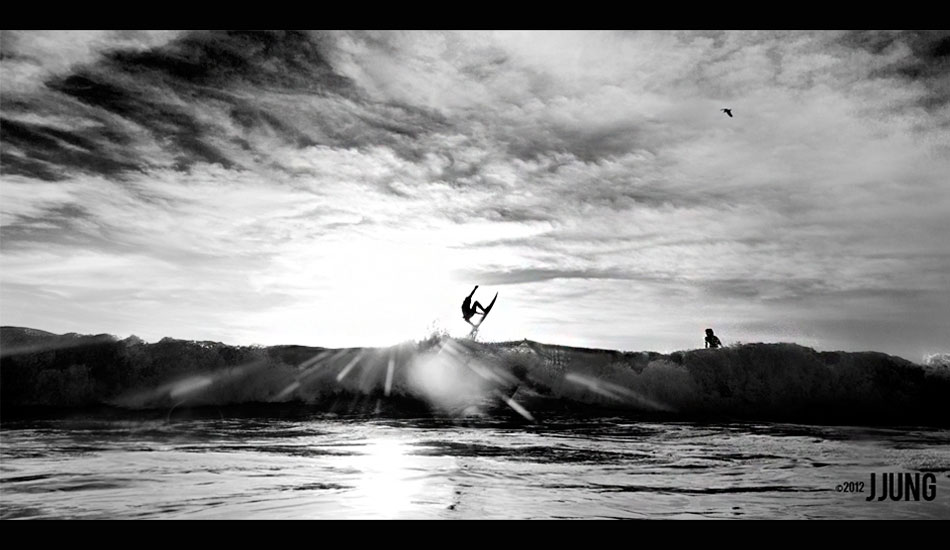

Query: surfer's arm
[468,286,478,298]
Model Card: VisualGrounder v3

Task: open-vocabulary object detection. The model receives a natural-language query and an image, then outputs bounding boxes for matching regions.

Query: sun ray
[492,389,535,421]
[384,352,396,396]
[297,349,334,370]
[564,372,672,411]
[335,350,365,382]
[168,376,213,400]
[273,380,301,401]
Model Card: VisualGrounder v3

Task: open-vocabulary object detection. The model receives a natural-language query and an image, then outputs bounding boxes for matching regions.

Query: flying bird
[721,108,733,118]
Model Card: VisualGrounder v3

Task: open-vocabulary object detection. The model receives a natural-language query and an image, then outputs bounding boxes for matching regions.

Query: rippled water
[2,410,948,519]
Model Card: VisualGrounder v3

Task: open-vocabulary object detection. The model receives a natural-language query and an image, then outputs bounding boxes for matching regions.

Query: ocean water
[2,411,948,519]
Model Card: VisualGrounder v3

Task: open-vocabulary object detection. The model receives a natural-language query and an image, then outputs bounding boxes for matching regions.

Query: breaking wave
[2,327,948,425]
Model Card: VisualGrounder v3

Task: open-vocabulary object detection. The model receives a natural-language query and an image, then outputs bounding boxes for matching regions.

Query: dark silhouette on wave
[461,285,488,328]
[705,328,722,349]
[2,326,948,426]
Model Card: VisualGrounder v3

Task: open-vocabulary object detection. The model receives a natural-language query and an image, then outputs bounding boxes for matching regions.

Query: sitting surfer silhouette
[461,285,488,328]
[705,328,722,349]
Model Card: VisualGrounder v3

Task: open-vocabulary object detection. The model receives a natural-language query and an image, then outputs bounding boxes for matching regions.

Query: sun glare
[246,235,466,346]
[348,437,424,517]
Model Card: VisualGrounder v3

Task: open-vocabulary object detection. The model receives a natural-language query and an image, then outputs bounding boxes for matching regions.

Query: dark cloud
[700,277,831,301]
[228,103,317,148]
[487,206,559,224]
[2,31,451,183]
[0,117,142,180]
[842,30,950,110]
[500,118,661,165]
[1,202,127,252]
[104,30,353,93]
[828,288,934,301]
[0,205,100,251]
[703,277,941,304]
[0,150,61,181]
[843,30,950,65]
[46,73,235,171]
[840,30,906,56]
[890,31,950,80]
[0,32,19,60]
[459,55,510,80]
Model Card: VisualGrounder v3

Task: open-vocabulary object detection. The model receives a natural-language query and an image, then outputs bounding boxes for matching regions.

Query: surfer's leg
[472,300,486,314]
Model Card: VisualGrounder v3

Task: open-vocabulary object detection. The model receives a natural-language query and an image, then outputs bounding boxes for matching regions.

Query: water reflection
[346,437,426,518]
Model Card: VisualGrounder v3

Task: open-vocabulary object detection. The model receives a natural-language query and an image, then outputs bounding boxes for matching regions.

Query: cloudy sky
[1,30,948,360]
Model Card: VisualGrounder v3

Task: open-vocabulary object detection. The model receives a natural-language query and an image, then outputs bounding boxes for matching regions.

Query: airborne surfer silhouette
[461,285,488,328]
[461,286,498,338]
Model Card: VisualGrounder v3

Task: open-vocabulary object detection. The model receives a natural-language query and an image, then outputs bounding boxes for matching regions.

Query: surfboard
[475,292,498,328]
